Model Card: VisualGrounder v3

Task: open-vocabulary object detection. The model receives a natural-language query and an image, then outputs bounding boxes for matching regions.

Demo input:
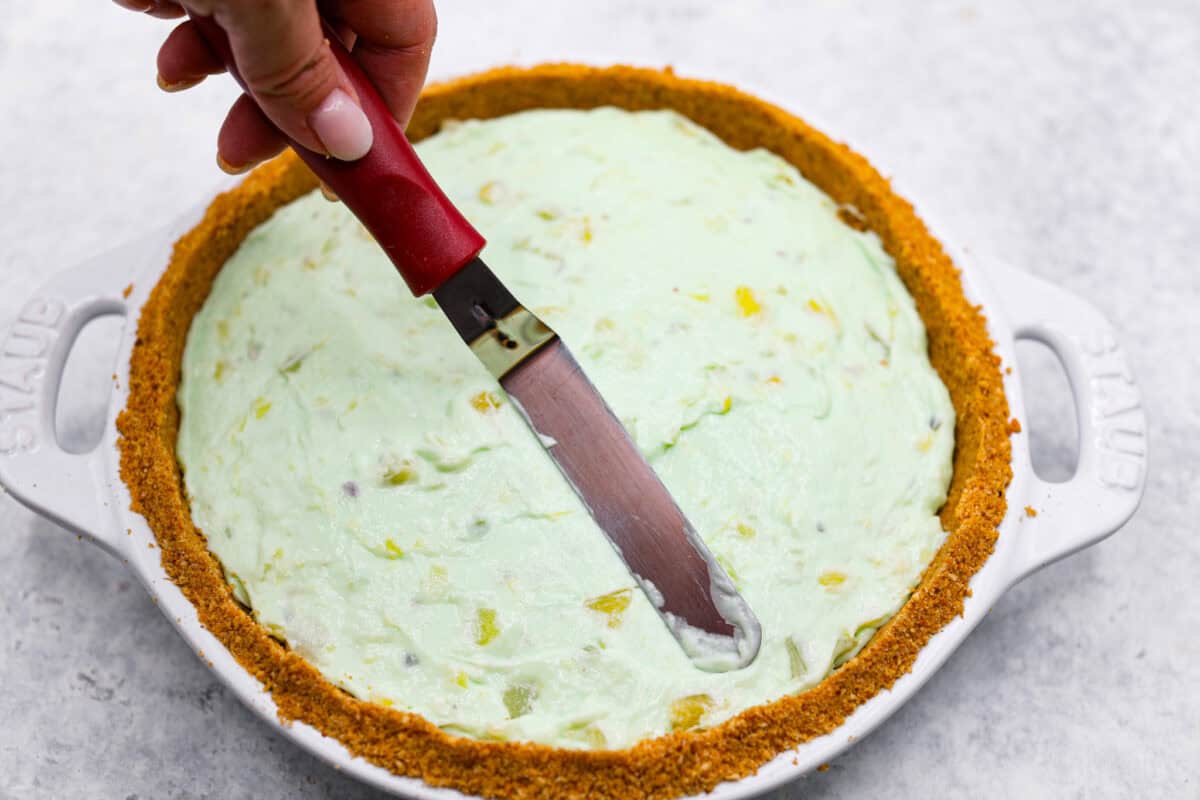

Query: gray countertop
[1,1,1196,798]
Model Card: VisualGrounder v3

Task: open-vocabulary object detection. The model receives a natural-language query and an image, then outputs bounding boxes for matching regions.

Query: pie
[118,64,1011,799]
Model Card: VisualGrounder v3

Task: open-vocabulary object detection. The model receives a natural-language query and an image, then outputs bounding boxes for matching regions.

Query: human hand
[114,1,437,173]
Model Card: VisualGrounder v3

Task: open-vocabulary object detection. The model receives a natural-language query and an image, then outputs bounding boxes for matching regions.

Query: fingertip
[218,94,288,172]
[320,182,340,202]
[217,152,252,175]
[113,0,184,17]
[158,20,226,84]
[157,73,204,92]
[145,3,185,19]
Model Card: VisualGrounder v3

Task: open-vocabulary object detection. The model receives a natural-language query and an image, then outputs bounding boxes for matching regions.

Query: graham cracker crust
[117,64,1011,799]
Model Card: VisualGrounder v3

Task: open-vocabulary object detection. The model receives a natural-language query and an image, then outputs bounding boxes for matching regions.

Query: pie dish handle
[0,254,131,558]
[987,263,1148,578]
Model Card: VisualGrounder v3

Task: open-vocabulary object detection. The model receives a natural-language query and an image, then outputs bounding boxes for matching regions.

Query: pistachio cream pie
[119,65,1011,800]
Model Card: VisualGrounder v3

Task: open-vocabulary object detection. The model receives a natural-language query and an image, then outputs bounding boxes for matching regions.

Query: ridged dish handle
[988,263,1147,579]
[0,252,132,557]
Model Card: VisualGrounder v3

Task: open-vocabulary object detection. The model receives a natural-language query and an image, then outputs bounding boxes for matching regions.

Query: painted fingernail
[157,73,203,93]
[307,88,373,161]
[217,153,252,175]
[319,182,340,203]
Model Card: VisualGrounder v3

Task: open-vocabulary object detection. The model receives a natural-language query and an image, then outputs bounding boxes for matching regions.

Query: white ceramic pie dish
[0,176,1147,797]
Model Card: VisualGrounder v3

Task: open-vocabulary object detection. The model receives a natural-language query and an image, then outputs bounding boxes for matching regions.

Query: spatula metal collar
[434,259,557,380]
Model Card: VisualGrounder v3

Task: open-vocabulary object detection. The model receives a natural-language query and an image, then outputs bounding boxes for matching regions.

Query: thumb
[210,0,372,160]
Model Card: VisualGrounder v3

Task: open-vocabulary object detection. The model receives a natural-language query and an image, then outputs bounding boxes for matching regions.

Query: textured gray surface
[1,1,1196,798]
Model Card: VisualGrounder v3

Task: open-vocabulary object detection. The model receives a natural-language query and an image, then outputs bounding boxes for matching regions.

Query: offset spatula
[189,14,761,670]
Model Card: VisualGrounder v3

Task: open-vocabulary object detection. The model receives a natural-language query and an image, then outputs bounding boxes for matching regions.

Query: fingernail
[217,153,252,175]
[307,88,373,161]
[319,182,340,203]
[157,73,203,93]
[114,0,153,10]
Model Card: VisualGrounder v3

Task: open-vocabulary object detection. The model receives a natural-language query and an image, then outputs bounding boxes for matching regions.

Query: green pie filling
[177,108,955,749]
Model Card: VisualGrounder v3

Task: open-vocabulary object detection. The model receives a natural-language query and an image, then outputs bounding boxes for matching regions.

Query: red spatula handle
[189,14,485,296]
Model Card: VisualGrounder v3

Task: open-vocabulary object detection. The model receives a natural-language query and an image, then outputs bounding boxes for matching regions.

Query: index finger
[323,0,437,128]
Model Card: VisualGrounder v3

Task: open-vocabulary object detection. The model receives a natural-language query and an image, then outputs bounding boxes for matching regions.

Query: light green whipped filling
[177,108,955,749]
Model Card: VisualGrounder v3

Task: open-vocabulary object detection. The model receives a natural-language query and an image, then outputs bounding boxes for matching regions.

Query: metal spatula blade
[436,260,761,671]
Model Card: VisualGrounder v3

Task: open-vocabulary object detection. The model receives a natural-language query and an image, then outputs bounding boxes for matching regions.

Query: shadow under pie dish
[117,65,1015,798]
